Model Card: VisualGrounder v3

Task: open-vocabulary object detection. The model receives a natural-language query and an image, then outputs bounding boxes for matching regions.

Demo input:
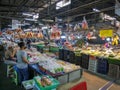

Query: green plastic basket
[34,76,60,90]
[49,46,59,52]
[37,44,45,49]
[74,51,81,56]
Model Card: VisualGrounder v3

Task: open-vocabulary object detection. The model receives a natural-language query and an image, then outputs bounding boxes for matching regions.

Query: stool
[13,66,19,85]
[4,60,17,77]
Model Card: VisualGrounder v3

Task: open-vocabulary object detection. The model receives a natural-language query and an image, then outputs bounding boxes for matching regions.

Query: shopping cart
[70,81,87,90]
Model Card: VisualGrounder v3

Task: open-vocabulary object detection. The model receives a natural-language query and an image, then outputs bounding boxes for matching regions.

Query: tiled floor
[58,71,120,90]
[0,62,120,90]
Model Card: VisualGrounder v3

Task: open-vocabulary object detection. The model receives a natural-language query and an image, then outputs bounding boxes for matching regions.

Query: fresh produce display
[22,80,35,89]
[38,60,64,74]
[34,76,60,90]
[35,76,52,87]
[56,61,80,72]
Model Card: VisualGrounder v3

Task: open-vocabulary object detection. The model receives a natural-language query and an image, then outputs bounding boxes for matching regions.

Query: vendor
[26,39,31,49]
[5,45,17,61]
[16,42,29,83]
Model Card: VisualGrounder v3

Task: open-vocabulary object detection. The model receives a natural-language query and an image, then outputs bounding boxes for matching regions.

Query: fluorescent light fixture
[25,18,37,21]
[33,13,39,19]
[42,19,54,22]
[93,8,100,12]
[61,36,66,39]
[106,38,110,41]
[22,13,33,16]
[56,0,71,10]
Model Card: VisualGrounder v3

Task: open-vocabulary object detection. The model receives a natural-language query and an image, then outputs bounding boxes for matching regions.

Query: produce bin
[108,64,120,79]
[81,54,89,69]
[37,44,45,53]
[22,79,35,90]
[34,76,60,90]
[97,58,108,74]
[108,57,120,65]
[69,51,75,64]
[88,55,98,73]
[49,46,59,53]
[75,56,82,66]
[63,49,70,62]
[56,74,68,84]
[59,49,64,60]
[69,69,82,82]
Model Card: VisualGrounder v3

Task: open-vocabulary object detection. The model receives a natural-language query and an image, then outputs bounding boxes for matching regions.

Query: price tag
[99,29,113,37]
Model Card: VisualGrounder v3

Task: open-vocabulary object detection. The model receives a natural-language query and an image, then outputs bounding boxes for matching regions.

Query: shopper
[0,43,5,62]
[17,42,29,83]
[5,46,17,61]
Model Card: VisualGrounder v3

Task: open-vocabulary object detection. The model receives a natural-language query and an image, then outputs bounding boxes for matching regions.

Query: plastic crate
[108,58,120,65]
[108,64,120,79]
[49,46,59,53]
[69,51,75,64]
[34,76,60,90]
[59,49,64,60]
[75,56,82,66]
[97,58,108,74]
[70,81,87,90]
[88,56,98,72]
[22,79,35,90]
[63,50,70,62]
[88,60,98,72]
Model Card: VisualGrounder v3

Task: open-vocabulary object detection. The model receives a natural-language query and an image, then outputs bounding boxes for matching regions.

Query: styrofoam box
[69,69,82,82]
[57,74,68,84]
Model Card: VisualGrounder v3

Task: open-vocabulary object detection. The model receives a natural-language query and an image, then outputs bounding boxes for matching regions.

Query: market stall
[25,50,82,84]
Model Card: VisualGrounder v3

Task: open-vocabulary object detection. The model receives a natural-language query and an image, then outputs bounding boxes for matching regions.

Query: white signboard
[12,20,19,29]
[56,0,71,10]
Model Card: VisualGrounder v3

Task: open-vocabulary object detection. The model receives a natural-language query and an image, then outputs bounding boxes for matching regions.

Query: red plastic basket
[70,82,87,90]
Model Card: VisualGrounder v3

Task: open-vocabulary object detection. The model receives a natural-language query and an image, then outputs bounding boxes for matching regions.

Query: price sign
[99,29,113,37]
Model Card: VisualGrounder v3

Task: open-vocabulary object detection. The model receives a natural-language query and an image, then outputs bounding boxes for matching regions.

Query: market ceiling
[0,0,120,28]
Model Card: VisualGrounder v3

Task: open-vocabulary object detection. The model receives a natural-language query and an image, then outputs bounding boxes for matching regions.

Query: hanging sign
[99,29,113,37]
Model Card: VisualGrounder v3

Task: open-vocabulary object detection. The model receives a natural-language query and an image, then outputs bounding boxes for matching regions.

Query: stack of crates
[74,51,82,66]
[108,64,120,79]
[97,58,108,75]
[59,49,64,60]
[81,54,89,69]
[88,55,98,73]
[69,51,75,64]
[63,49,70,62]
[75,56,82,66]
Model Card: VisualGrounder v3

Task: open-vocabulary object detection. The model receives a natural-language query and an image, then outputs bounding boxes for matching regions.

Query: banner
[99,29,113,37]
[12,20,19,29]
[82,16,88,30]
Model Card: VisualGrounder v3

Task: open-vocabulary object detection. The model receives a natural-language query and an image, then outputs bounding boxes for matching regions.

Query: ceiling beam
[0,4,44,8]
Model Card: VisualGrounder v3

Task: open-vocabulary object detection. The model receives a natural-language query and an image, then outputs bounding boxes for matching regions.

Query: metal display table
[29,64,83,84]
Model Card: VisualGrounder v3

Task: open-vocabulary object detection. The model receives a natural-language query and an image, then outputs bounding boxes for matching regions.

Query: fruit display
[26,49,81,74]
[35,76,52,87]
[56,60,80,73]
[34,75,60,90]
[38,59,64,74]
